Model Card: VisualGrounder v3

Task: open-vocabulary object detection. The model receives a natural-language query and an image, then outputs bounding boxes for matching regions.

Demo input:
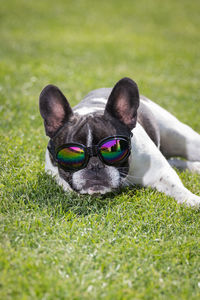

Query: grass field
[1,0,200,299]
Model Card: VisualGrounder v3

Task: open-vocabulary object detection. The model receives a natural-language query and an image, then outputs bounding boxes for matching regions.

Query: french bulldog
[39,77,200,208]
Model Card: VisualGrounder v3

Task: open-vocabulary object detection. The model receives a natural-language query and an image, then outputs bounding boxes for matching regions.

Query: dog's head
[39,78,139,194]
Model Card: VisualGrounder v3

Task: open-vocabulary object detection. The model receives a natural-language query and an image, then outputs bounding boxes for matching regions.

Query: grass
[0,0,200,299]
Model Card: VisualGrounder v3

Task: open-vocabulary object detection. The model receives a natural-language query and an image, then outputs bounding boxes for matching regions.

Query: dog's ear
[104,77,140,129]
[39,85,73,137]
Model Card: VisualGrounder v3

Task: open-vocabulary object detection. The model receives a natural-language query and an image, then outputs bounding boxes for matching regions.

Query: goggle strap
[47,140,56,159]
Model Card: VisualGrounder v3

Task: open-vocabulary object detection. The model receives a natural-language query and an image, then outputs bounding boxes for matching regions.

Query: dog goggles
[48,135,132,171]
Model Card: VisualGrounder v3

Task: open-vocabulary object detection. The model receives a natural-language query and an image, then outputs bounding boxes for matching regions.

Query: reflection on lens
[100,139,129,164]
[57,146,85,169]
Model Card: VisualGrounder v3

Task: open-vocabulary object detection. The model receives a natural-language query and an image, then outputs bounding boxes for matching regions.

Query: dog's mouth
[74,179,111,195]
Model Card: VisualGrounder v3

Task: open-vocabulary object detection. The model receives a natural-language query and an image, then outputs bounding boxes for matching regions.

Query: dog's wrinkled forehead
[53,113,129,146]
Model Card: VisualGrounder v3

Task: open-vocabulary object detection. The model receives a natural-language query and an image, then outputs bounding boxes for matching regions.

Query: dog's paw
[187,161,200,174]
[178,194,200,209]
[168,159,200,174]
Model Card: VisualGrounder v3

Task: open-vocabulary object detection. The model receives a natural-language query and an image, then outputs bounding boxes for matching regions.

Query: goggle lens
[100,139,129,164]
[57,146,85,169]
[52,136,131,171]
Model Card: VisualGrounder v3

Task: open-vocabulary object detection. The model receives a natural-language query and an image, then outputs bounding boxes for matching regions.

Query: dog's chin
[79,186,112,195]
[74,180,113,195]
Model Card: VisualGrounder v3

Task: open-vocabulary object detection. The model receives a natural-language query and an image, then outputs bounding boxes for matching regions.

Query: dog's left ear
[104,77,140,129]
[39,85,73,137]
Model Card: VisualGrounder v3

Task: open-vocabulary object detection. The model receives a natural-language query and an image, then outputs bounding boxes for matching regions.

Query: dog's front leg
[150,168,200,208]
[129,124,200,208]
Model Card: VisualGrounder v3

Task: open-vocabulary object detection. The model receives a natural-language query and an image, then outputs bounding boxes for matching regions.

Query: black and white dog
[39,78,200,208]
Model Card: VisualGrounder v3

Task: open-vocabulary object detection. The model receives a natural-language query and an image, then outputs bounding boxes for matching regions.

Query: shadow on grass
[9,172,141,217]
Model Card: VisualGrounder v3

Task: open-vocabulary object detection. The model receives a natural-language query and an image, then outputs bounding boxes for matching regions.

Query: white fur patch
[87,124,92,147]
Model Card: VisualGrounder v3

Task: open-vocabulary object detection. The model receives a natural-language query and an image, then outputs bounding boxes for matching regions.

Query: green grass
[1,0,200,299]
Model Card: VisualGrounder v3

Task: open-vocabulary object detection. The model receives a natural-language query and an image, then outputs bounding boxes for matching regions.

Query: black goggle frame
[48,133,133,171]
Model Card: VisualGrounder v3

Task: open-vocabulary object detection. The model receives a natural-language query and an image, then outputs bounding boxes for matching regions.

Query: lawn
[0,0,200,299]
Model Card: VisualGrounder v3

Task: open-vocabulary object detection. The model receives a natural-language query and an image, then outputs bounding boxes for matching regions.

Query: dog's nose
[87,157,104,171]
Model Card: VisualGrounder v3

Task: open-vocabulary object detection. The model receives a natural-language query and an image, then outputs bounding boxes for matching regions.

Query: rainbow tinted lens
[57,146,85,169]
[100,139,129,164]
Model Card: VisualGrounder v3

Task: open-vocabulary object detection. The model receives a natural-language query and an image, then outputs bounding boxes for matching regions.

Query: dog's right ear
[39,85,73,138]
[104,77,140,129]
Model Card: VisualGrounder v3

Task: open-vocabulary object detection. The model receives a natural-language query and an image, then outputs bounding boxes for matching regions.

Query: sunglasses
[48,135,132,171]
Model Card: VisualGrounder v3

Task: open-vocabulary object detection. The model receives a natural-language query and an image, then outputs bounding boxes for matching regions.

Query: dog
[39,77,200,208]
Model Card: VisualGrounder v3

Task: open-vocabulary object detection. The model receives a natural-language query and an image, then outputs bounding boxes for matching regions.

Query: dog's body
[40,78,200,208]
